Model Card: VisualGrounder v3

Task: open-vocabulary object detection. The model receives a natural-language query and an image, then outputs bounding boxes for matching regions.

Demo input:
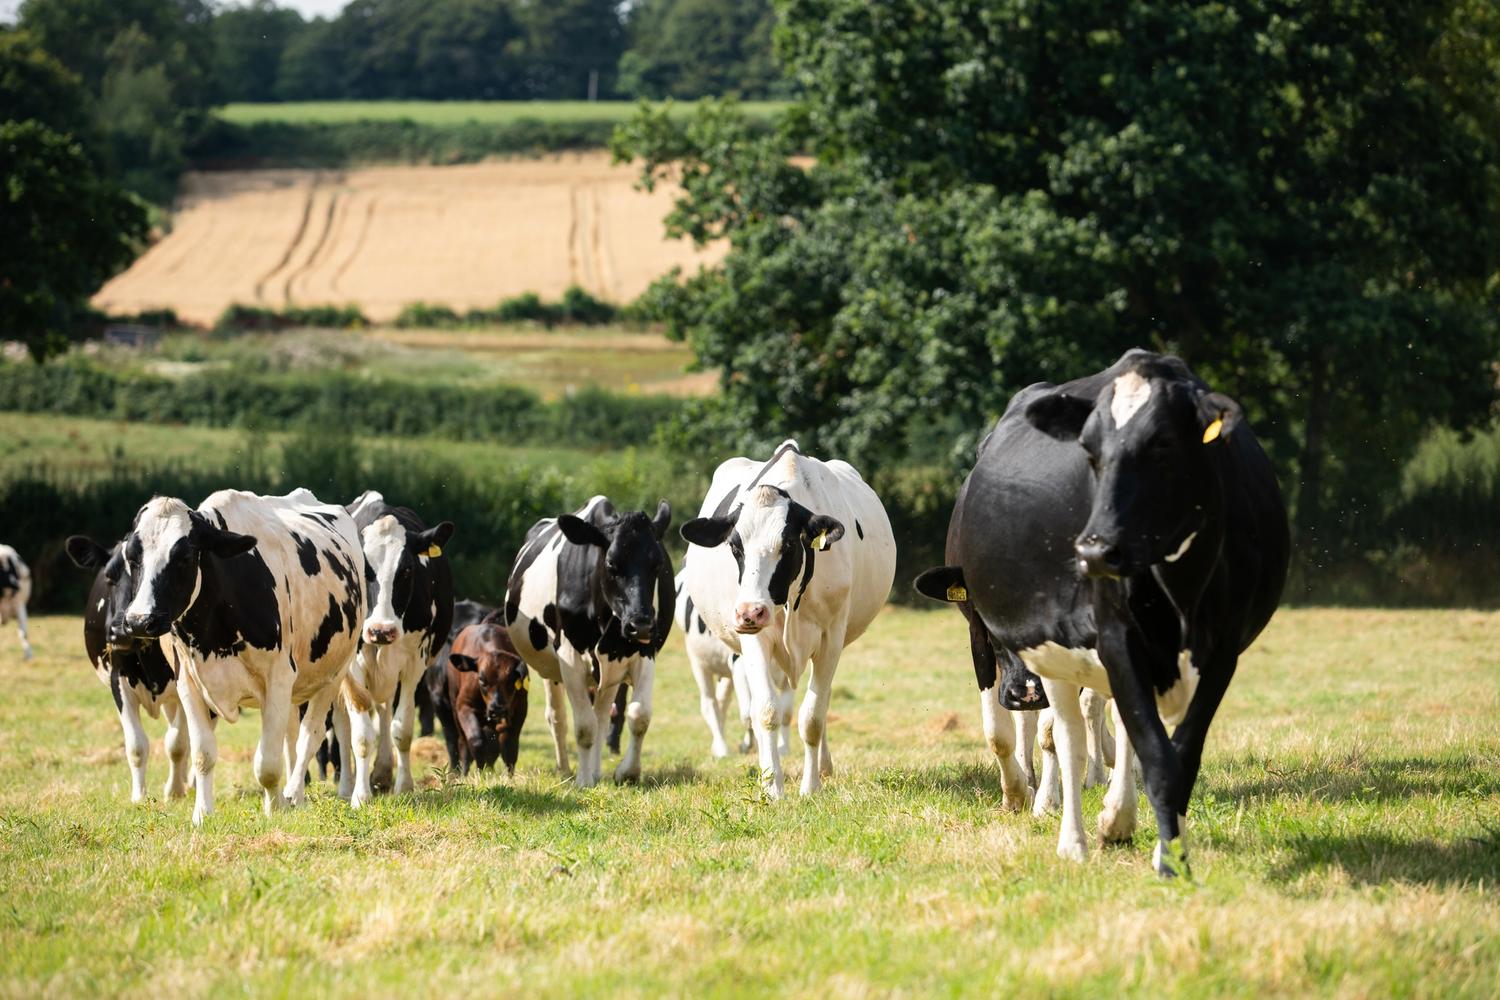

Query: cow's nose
[363,623,399,645]
[734,602,770,633]
[1075,537,1123,578]
[1003,677,1048,711]
[122,612,169,638]
[622,616,654,644]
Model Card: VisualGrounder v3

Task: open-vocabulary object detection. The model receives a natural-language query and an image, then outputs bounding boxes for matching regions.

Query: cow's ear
[194,517,258,559]
[558,515,609,548]
[450,653,478,673]
[802,514,844,551]
[680,517,734,548]
[1197,392,1243,444]
[913,565,968,603]
[418,521,455,558]
[1024,392,1093,441]
[65,535,111,569]
[650,499,672,540]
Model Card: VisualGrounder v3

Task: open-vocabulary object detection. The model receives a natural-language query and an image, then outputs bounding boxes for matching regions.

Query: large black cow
[504,495,674,787]
[917,349,1288,876]
[66,536,189,803]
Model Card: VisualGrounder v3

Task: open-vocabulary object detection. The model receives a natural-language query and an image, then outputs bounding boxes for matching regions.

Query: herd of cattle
[0,350,1289,878]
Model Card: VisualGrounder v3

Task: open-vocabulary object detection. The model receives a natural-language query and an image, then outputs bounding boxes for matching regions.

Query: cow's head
[0,553,20,597]
[1025,359,1242,579]
[110,497,258,639]
[360,514,454,645]
[449,639,529,773]
[66,535,144,652]
[680,485,844,635]
[558,500,671,645]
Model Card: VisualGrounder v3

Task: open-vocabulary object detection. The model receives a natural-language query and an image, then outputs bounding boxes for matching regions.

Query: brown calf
[434,623,529,775]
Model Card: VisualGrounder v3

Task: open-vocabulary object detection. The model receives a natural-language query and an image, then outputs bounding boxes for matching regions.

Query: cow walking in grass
[681,440,896,799]
[0,545,33,660]
[336,491,454,805]
[66,535,189,802]
[675,569,764,759]
[110,489,366,825]
[436,621,529,775]
[505,496,674,787]
[918,350,1288,876]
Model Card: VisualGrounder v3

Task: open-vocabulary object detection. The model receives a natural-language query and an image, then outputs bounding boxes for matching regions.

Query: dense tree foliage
[618,0,788,100]
[0,28,94,141]
[211,0,304,103]
[616,0,1500,551]
[0,121,149,361]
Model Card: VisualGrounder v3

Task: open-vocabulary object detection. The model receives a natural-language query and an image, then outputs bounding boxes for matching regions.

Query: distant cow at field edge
[0,545,33,660]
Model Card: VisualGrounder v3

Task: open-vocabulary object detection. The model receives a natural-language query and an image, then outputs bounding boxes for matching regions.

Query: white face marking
[1163,531,1197,563]
[126,497,195,621]
[732,488,793,609]
[1110,371,1153,428]
[361,515,408,631]
[96,598,106,612]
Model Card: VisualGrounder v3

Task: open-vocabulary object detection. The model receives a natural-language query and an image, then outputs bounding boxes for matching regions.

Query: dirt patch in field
[94,154,725,325]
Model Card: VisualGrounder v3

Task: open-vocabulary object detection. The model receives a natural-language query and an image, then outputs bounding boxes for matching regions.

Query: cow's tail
[341,669,375,716]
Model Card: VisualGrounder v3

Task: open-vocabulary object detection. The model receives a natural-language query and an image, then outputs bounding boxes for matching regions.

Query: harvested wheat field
[93,154,724,324]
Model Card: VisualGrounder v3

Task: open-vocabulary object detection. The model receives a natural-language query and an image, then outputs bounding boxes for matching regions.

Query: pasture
[2,606,1496,997]
[92,155,725,325]
[218,101,789,127]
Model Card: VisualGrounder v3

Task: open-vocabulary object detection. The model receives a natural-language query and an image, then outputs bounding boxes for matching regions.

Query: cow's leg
[456,707,485,776]
[690,654,730,758]
[546,680,571,776]
[177,671,218,825]
[345,698,381,809]
[1033,709,1060,816]
[978,680,1031,812]
[615,659,655,784]
[561,669,599,788]
[1081,687,1110,788]
[777,685,794,755]
[1038,678,1090,861]
[332,698,355,800]
[253,665,293,816]
[1013,709,1038,790]
[1094,595,1189,878]
[730,657,754,754]
[372,701,395,793]
[16,602,31,660]
[117,686,150,803]
[740,638,786,799]
[1099,699,1139,843]
[285,684,337,807]
[391,663,421,794]
[162,697,190,799]
[798,629,844,796]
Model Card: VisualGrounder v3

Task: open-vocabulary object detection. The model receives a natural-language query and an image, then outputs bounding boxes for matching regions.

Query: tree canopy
[615,0,1500,548]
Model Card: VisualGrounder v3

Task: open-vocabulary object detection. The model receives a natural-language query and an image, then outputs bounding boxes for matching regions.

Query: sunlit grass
[1,607,1496,996]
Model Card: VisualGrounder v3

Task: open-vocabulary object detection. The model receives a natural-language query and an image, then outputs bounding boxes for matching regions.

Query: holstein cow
[338,490,454,804]
[66,536,189,802]
[674,569,765,758]
[916,350,1288,876]
[438,622,529,775]
[111,489,366,825]
[505,496,673,787]
[0,545,33,660]
[681,440,895,798]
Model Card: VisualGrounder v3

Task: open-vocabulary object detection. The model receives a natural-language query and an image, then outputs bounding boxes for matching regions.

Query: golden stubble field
[93,153,725,325]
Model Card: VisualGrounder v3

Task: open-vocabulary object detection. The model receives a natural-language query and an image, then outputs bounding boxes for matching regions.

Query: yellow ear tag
[424,544,443,558]
[516,676,528,691]
[1202,417,1224,444]
[946,584,968,602]
[812,531,830,551]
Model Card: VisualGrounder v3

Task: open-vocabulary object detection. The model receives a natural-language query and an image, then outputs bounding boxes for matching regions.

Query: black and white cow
[337,491,454,805]
[111,489,366,825]
[674,569,763,758]
[916,350,1288,875]
[681,440,896,798]
[504,496,674,787]
[0,545,33,660]
[66,536,189,802]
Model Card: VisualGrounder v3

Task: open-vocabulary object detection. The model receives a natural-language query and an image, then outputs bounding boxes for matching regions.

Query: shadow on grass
[410,781,584,815]
[1213,752,1500,804]
[1267,830,1500,887]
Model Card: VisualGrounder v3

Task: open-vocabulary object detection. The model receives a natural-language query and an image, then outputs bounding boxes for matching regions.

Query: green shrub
[214,303,368,332]
[394,302,462,328]
[494,292,558,326]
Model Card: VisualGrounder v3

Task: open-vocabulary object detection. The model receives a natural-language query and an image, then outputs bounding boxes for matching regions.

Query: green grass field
[218,101,788,126]
[1,607,1496,996]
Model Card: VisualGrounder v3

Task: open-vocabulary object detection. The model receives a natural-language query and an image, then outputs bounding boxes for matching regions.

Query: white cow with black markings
[675,569,783,759]
[0,545,33,660]
[111,489,366,825]
[681,440,895,798]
